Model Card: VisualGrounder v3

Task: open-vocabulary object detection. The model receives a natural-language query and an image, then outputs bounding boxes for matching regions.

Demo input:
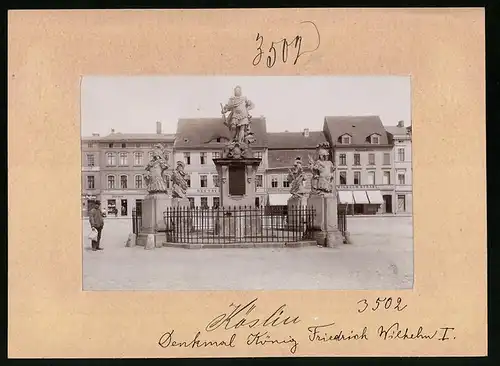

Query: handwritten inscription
[357,297,408,313]
[253,21,321,68]
[157,297,456,354]
[205,298,300,332]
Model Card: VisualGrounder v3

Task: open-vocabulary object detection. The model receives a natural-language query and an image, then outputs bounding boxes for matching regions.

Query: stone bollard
[125,233,136,247]
[145,234,155,250]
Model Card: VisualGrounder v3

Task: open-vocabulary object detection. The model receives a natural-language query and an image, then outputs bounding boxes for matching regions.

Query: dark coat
[89,207,104,229]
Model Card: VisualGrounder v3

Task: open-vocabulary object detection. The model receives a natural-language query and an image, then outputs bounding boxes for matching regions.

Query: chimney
[111,128,115,134]
[397,120,405,127]
[303,128,310,137]
[156,121,162,134]
[92,133,100,137]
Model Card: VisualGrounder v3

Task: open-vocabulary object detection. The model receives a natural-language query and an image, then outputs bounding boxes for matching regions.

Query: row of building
[81,116,412,218]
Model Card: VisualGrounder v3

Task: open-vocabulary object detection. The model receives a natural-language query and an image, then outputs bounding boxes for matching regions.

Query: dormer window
[339,134,351,144]
[369,134,381,144]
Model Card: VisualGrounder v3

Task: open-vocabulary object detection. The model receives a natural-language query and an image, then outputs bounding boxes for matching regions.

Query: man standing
[89,200,105,251]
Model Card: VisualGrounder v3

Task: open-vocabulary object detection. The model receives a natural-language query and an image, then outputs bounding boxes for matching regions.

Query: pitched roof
[267,149,315,169]
[323,116,391,146]
[267,131,327,149]
[174,117,268,148]
[385,125,410,136]
[83,133,176,142]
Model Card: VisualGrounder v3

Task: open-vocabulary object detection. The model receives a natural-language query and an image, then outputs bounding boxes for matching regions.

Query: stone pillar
[307,193,343,248]
[141,193,173,233]
[287,195,308,229]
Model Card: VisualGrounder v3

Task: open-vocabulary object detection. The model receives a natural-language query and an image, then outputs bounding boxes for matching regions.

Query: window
[120,175,128,189]
[200,197,208,209]
[135,143,141,148]
[87,175,95,189]
[188,197,195,209]
[282,175,290,188]
[339,154,347,166]
[120,199,128,216]
[135,199,143,214]
[383,153,391,165]
[339,171,347,185]
[212,151,221,159]
[134,152,143,166]
[354,171,361,185]
[254,151,263,159]
[213,197,220,209]
[354,153,361,166]
[106,153,116,166]
[213,175,219,188]
[397,195,406,212]
[184,152,191,165]
[135,175,143,189]
[108,143,114,148]
[341,135,351,144]
[200,175,208,188]
[107,199,116,215]
[271,176,278,188]
[368,153,375,165]
[121,143,126,148]
[107,175,116,189]
[87,142,94,148]
[200,152,207,165]
[255,197,260,208]
[256,175,263,188]
[86,154,95,167]
[371,135,380,144]
[398,148,405,162]
[119,152,128,166]
[383,171,391,185]
[186,174,191,188]
[398,173,406,185]
[368,171,375,185]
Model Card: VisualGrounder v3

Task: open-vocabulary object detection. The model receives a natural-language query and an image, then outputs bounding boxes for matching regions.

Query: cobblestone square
[82,216,413,291]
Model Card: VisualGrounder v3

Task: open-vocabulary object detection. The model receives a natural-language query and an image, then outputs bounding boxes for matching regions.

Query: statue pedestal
[137,193,172,248]
[307,193,343,248]
[287,195,308,229]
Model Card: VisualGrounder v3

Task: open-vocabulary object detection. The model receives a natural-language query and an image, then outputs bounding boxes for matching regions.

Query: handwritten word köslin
[205,298,300,332]
[252,20,321,68]
[357,297,408,314]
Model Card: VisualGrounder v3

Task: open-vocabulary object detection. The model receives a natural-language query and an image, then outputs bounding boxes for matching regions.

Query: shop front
[337,189,385,215]
[100,191,147,218]
[81,193,98,217]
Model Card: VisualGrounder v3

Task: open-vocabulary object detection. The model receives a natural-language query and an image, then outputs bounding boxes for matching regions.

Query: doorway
[383,195,393,213]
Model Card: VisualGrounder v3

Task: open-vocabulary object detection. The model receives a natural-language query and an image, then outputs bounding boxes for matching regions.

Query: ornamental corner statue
[288,157,307,198]
[220,85,257,158]
[144,144,170,194]
[308,142,336,195]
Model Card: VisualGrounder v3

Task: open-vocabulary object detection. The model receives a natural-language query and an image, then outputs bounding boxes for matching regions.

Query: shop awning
[268,193,291,206]
[338,191,354,204]
[366,190,384,205]
[352,190,370,204]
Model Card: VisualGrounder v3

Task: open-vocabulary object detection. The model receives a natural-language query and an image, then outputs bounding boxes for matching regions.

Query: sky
[81,76,411,136]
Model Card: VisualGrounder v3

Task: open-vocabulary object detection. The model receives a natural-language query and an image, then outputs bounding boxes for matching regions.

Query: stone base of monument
[137,232,166,248]
[162,240,317,249]
[287,195,308,228]
[307,193,344,248]
[141,193,173,233]
[217,213,262,238]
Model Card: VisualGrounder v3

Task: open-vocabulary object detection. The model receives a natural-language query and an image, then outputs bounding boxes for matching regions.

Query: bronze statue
[171,161,188,198]
[144,144,169,193]
[309,142,335,195]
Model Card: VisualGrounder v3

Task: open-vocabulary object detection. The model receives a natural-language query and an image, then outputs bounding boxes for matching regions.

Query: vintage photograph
[81,76,413,291]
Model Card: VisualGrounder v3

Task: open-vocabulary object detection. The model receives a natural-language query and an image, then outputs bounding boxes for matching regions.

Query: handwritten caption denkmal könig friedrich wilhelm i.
[157,297,456,354]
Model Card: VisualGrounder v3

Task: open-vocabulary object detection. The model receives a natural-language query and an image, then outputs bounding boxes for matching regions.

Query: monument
[287,157,309,227]
[307,142,344,247]
[213,85,262,237]
[137,143,172,248]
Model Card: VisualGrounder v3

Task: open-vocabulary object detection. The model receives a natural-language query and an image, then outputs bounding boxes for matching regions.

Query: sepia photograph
[81,76,413,291]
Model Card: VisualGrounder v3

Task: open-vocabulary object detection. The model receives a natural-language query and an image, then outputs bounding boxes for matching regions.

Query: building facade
[81,122,175,217]
[385,121,413,214]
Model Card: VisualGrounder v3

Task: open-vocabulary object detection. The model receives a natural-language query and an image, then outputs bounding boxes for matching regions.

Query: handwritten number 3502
[357,297,407,313]
[252,21,321,68]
